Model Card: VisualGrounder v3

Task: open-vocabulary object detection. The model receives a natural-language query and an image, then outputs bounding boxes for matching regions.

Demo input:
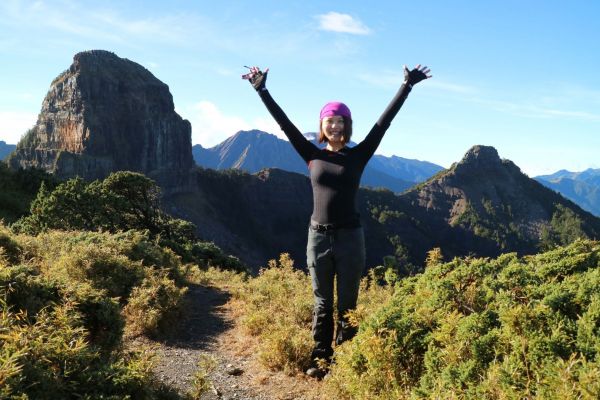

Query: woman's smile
[322,115,345,143]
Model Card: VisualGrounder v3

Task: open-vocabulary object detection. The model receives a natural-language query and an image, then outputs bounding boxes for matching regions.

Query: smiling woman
[319,102,352,152]
[243,64,431,379]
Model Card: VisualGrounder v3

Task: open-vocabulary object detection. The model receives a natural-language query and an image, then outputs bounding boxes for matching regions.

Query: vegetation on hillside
[3,162,600,398]
[11,170,245,272]
[200,241,600,399]
[540,203,589,250]
[328,239,600,399]
[0,162,56,224]
[0,225,192,399]
[0,167,247,398]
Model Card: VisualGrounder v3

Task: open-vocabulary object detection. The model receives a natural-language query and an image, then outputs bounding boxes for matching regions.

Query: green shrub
[53,244,146,301]
[234,253,314,374]
[0,162,55,224]
[11,171,248,273]
[0,226,187,398]
[190,354,217,398]
[123,271,188,337]
[0,225,21,263]
[0,297,175,399]
[61,282,124,351]
[325,239,600,399]
[1,263,60,318]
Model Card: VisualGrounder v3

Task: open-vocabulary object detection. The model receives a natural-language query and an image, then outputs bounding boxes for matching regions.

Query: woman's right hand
[242,66,269,91]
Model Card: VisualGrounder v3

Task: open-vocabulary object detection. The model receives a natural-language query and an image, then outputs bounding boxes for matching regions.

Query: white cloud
[252,116,286,141]
[215,68,236,77]
[424,80,477,95]
[535,107,600,120]
[0,1,201,46]
[470,97,600,121]
[183,101,285,147]
[358,70,476,94]
[0,111,38,144]
[316,12,371,35]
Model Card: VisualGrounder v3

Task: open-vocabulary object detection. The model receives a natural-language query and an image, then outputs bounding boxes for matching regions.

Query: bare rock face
[9,50,193,186]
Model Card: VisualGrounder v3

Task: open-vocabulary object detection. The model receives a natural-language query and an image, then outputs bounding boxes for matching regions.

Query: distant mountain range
[5,50,600,270]
[0,141,16,160]
[191,130,600,218]
[166,144,600,269]
[535,169,600,216]
[192,130,444,192]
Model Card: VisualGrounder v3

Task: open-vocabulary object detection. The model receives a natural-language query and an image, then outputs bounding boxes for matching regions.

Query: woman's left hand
[404,64,432,86]
[242,66,269,91]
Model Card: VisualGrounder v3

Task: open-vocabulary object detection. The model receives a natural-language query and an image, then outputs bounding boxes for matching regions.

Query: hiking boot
[305,366,328,380]
[305,358,329,380]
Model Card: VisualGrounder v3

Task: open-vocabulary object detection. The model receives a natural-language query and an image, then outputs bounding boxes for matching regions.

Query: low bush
[123,271,188,337]
[0,294,178,399]
[0,224,191,398]
[0,225,21,263]
[325,239,600,399]
[219,253,396,375]
[235,253,314,374]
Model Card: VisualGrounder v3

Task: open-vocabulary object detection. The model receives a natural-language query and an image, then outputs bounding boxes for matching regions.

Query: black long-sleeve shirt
[258,83,412,225]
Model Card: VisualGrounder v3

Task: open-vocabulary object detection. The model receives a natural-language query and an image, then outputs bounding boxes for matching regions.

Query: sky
[1,0,599,177]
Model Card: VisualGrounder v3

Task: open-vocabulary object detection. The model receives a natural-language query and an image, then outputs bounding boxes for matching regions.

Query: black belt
[310,219,361,233]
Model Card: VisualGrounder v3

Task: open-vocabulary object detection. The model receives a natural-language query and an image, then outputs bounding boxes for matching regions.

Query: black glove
[251,69,267,91]
[242,66,268,91]
[404,66,428,86]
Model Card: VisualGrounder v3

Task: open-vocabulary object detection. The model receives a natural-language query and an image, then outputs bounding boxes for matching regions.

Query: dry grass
[197,253,398,399]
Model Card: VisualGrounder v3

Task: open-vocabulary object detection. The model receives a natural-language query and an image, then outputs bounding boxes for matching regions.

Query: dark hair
[318,116,353,144]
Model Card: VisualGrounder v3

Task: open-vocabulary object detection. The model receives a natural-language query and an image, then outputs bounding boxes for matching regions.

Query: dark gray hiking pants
[306,225,365,360]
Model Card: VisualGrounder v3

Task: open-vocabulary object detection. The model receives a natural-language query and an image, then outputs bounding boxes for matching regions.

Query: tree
[540,203,587,250]
[11,171,246,271]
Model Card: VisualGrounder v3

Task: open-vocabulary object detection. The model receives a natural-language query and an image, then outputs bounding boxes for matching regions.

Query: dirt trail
[137,284,323,400]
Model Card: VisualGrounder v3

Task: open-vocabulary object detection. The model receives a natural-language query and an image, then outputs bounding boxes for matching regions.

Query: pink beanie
[319,101,351,120]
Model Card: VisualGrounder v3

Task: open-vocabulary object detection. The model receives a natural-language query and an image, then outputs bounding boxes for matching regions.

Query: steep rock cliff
[9,50,193,186]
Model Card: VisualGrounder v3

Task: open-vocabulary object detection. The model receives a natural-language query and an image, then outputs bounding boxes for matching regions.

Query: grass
[198,253,397,377]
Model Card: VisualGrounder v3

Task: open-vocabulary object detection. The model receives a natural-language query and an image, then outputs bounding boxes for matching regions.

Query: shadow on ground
[157,284,233,350]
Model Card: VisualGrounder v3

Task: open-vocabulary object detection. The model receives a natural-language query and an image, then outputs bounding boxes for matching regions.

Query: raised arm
[243,66,317,163]
[354,64,431,162]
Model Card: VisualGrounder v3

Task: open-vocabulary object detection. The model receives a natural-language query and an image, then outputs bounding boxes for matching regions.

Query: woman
[244,64,431,378]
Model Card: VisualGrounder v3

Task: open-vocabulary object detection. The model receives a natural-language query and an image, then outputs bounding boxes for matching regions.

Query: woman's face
[321,116,345,145]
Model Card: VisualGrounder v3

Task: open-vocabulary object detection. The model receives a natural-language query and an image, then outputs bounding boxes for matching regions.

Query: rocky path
[136,284,322,400]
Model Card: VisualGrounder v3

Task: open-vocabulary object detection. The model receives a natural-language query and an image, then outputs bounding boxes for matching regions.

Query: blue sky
[1,0,599,176]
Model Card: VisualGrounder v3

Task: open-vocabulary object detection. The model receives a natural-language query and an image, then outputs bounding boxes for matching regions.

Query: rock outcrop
[9,50,193,188]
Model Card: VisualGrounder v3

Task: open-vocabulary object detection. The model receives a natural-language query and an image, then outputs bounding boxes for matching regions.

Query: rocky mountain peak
[456,145,501,168]
[9,50,193,186]
[403,145,565,244]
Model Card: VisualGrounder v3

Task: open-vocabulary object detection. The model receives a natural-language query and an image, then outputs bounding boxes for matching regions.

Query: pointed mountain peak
[232,129,270,137]
[458,145,501,167]
[449,145,516,178]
